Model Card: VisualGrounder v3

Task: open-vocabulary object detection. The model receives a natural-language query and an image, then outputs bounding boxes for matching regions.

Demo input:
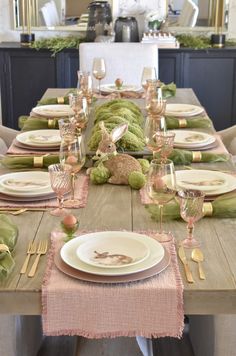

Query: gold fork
[28,240,48,278]
[20,240,37,274]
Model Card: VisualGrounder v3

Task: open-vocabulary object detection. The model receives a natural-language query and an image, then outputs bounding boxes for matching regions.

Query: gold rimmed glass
[92,57,106,94]
[147,159,176,242]
[59,135,86,208]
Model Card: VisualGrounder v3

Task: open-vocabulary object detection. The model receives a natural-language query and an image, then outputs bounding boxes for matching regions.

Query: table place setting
[165,103,205,117]
[42,229,184,339]
[0,170,89,210]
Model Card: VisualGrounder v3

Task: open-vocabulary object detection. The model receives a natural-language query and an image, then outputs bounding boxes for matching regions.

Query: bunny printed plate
[61,231,165,276]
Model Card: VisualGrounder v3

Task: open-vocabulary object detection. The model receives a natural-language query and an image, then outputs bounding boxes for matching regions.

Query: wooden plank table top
[1,88,236,316]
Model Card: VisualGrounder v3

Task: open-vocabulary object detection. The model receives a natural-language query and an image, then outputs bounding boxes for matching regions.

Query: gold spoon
[191,248,206,280]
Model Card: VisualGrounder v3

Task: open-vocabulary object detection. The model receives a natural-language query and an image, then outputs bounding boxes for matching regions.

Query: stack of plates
[56,231,170,283]
[166,104,204,117]
[100,84,142,94]
[176,170,236,197]
[32,104,74,118]
[172,130,216,150]
[15,129,61,151]
[0,171,55,202]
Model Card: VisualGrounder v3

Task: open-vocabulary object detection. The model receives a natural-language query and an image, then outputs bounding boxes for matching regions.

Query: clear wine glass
[48,163,72,217]
[177,189,205,248]
[146,159,176,242]
[92,57,106,94]
[141,66,157,91]
[59,135,86,208]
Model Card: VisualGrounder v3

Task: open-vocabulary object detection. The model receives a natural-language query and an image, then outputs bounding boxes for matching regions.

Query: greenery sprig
[176,34,211,49]
[31,35,86,56]
[176,34,236,49]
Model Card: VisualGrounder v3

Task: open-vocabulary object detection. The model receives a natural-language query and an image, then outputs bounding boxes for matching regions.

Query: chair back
[178,0,199,27]
[40,0,60,27]
[79,43,158,86]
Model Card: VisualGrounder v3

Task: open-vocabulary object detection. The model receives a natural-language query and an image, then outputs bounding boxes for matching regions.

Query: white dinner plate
[172,130,216,148]
[100,84,142,93]
[166,104,204,117]
[32,104,74,118]
[176,170,236,195]
[0,171,53,197]
[16,130,61,148]
[61,231,165,276]
[76,235,149,268]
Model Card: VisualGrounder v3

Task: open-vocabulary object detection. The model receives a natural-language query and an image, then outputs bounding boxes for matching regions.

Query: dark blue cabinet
[1,43,236,130]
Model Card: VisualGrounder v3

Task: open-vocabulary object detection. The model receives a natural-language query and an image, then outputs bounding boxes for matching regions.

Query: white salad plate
[176,170,236,195]
[100,84,142,93]
[16,130,61,148]
[0,171,53,197]
[76,235,150,269]
[61,231,165,276]
[166,104,204,117]
[172,130,216,148]
[32,104,74,118]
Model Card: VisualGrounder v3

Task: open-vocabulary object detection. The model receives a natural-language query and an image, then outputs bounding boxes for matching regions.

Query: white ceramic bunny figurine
[87,122,149,189]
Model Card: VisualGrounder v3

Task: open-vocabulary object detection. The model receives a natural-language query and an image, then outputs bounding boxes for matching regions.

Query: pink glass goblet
[48,164,72,217]
[177,189,205,248]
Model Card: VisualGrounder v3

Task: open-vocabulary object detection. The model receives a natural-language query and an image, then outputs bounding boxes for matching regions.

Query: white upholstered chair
[79,43,158,87]
[217,125,236,156]
[0,125,18,154]
[177,0,199,27]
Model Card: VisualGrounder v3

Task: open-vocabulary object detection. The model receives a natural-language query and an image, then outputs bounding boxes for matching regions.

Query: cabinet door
[61,50,79,88]
[0,50,58,129]
[182,51,236,130]
[159,50,182,87]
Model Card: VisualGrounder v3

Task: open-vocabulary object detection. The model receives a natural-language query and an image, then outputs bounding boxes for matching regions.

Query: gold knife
[178,245,194,283]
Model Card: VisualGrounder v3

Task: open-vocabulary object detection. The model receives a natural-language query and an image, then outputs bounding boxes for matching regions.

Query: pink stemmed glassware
[146,159,176,243]
[48,164,72,217]
[151,130,176,162]
[177,189,205,248]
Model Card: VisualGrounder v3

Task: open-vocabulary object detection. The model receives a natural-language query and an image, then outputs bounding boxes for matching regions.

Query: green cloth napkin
[168,149,229,164]
[0,215,18,279]
[19,116,59,131]
[145,149,229,165]
[161,82,176,99]
[146,191,236,221]
[37,96,69,105]
[0,155,59,169]
[165,116,213,129]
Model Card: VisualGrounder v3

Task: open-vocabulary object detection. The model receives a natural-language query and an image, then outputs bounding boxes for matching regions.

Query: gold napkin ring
[192,151,202,162]
[179,119,187,128]
[33,156,44,168]
[0,244,10,254]
[203,202,213,216]
[57,97,64,104]
[48,119,56,129]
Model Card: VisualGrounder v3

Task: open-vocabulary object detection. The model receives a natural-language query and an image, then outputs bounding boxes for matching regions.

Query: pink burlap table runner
[0,175,89,209]
[42,230,184,338]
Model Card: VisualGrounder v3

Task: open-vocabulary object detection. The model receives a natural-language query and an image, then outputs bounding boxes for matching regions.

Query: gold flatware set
[0,208,48,215]
[178,244,206,283]
[20,240,48,277]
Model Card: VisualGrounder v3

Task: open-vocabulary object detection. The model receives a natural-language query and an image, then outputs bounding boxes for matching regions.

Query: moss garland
[31,35,86,56]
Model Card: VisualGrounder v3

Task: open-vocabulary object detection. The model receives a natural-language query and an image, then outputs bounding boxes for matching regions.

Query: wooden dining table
[1,87,236,355]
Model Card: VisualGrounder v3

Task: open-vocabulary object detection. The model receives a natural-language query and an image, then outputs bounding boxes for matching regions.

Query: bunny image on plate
[87,122,149,190]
